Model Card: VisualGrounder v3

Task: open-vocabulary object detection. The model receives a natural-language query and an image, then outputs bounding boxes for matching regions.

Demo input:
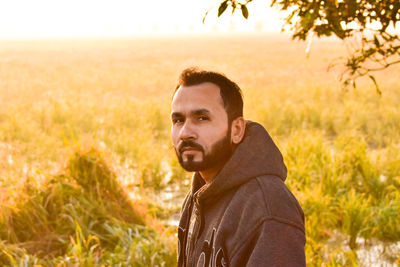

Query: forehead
[171,82,225,113]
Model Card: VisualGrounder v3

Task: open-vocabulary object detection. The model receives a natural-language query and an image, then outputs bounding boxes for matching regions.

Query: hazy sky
[0,0,285,39]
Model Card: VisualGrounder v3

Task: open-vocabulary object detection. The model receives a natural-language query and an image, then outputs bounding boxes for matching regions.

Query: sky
[0,0,285,39]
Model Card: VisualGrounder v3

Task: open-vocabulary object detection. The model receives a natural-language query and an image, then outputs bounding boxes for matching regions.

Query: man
[171,67,305,267]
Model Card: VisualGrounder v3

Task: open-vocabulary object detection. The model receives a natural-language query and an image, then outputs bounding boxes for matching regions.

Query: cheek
[203,130,228,151]
[171,129,179,146]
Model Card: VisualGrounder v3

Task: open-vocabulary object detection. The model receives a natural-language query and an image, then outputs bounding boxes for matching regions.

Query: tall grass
[0,141,176,265]
[1,35,399,265]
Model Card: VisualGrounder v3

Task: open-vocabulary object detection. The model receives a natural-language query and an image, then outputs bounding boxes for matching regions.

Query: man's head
[171,67,246,179]
[174,67,243,123]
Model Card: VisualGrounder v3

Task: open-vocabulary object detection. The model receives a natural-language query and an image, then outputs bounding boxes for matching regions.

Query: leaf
[368,75,382,95]
[241,4,249,19]
[218,1,229,17]
[231,1,236,14]
[352,79,357,89]
[348,0,357,17]
[202,9,210,24]
[374,35,380,48]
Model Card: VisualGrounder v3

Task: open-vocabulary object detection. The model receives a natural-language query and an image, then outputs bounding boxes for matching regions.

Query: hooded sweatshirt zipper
[181,197,193,267]
[186,195,202,267]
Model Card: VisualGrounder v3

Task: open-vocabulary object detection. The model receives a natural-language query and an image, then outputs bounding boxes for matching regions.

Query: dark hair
[174,67,244,122]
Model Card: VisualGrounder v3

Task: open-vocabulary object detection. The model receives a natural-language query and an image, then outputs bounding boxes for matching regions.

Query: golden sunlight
[0,0,284,39]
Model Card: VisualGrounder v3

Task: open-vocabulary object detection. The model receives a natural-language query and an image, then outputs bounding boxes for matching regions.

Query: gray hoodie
[177,121,306,267]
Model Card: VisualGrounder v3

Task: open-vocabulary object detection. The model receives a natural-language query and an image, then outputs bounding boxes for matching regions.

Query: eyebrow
[171,109,210,119]
[192,109,210,116]
[171,112,183,119]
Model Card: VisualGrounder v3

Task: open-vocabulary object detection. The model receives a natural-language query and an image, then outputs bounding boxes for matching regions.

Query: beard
[175,131,233,172]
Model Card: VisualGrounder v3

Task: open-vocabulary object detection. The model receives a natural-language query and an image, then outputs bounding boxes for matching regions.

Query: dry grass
[0,34,399,265]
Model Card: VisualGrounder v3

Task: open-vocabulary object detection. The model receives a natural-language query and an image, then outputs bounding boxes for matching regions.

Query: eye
[198,116,209,121]
[172,118,184,124]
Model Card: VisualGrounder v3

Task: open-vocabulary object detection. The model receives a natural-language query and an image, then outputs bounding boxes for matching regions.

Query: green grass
[0,34,400,266]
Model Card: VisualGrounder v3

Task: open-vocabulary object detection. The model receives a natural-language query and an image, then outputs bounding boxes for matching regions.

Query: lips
[178,140,203,154]
[180,146,201,153]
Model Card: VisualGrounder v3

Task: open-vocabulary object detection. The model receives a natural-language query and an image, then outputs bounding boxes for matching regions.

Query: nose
[179,121,197,140]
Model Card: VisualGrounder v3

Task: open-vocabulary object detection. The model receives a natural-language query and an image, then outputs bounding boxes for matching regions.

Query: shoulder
[230,175,304,232]
[218,176,305,260]
[254,175,304,232]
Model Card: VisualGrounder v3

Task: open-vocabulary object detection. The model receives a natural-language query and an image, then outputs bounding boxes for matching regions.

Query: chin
[180,161,206,172]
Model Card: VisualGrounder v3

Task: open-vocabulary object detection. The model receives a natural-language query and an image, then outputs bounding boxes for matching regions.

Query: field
[1,34,400,266]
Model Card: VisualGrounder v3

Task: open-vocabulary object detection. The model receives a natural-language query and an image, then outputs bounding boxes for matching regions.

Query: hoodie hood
[191,120,287,205]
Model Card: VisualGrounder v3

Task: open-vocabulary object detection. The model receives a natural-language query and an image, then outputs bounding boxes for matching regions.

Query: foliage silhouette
[211,0,400,92]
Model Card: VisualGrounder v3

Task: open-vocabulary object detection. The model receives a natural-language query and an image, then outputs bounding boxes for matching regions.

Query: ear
[230,117,246,145]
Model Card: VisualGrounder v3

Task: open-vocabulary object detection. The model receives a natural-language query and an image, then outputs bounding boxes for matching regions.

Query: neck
[199,145,237,184]
[199,164,224,184]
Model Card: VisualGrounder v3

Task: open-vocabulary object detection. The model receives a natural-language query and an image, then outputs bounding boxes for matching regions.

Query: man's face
[171,82,233,172]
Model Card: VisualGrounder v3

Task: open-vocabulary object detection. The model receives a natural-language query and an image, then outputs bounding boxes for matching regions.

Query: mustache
[178,140,204,153]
